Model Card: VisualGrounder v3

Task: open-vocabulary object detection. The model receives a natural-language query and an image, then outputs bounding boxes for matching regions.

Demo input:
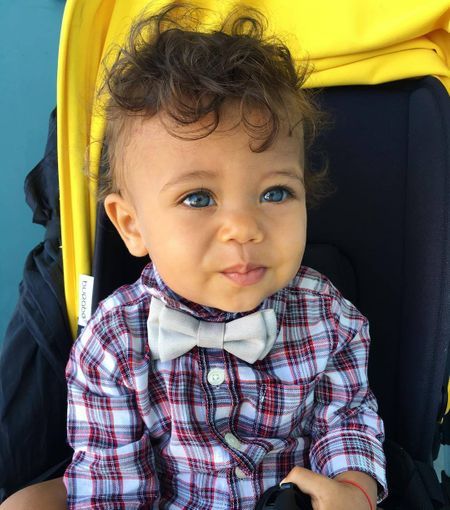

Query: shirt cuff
[309,430,388,503]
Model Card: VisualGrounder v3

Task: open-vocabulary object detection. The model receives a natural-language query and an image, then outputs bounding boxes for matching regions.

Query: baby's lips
[222,263,264,274]
[221,267,266,286]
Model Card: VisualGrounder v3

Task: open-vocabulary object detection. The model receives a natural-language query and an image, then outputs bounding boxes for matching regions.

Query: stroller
[1,1,450,508]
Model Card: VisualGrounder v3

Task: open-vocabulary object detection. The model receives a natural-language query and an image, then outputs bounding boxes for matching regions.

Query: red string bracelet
[338,479,375,510]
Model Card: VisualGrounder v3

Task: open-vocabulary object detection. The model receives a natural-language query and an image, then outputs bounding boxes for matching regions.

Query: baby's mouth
[221,265,267,286]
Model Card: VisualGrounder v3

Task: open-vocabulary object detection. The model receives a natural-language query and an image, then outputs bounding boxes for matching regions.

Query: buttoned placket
[198,347,255,510]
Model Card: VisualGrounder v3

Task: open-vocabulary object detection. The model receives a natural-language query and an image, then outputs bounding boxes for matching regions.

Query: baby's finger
[281,466,331,498]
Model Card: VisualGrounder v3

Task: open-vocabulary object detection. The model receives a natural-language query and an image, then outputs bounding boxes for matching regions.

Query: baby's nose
[216,208,264,244]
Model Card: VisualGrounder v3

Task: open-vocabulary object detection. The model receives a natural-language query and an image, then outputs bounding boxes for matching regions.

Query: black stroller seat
[1,77,449,510]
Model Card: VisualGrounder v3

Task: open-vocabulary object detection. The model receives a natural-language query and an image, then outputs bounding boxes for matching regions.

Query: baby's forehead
[112,106,305,198]
[125,105,305,152]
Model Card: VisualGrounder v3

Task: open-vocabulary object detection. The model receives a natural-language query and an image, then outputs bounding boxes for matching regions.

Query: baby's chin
[169,267,296,312]
[198,290,277,314]
[184,291,264,314]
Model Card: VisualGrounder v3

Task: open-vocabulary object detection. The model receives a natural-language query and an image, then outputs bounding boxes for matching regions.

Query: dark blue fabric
[92,77,450,466]
[1,78,449,507]
[303,77,450,464]
[92,77,450,467]
[0,110,73,502]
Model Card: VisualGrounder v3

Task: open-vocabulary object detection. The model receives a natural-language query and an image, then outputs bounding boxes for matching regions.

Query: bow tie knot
[147,298,277,364]
[197,321,225,349]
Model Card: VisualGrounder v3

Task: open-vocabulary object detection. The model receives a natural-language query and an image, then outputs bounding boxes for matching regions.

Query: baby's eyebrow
[265,169,304,185]
[161,170,216,192]
[161,168,304,193]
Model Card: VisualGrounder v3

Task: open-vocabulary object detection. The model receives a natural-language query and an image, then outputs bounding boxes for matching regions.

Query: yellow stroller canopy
[57,0,450,338]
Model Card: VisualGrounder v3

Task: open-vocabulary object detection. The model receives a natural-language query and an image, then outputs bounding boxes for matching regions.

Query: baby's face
[105,106,307,312]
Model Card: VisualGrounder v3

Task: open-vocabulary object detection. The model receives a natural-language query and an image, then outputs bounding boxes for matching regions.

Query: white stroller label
[78,274,95,327]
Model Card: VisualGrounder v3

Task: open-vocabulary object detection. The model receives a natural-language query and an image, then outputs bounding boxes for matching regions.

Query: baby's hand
[281,467,376,510]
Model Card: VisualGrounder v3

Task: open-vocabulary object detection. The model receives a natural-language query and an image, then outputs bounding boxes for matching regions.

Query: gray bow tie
[147,298,278,364]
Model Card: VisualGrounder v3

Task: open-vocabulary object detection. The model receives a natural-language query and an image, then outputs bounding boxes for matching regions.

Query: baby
[62,3,387,509]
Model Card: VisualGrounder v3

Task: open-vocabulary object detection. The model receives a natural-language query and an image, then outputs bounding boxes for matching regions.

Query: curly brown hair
[98,2,329,206]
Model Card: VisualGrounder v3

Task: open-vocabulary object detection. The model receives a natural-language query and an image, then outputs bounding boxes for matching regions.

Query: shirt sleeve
[308,294,388,503]
[63,308,160,509]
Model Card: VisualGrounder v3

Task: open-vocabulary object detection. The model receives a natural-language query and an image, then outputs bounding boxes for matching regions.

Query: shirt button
[235,467,247,479]
[224,433,242,450]
[207,368,225,386]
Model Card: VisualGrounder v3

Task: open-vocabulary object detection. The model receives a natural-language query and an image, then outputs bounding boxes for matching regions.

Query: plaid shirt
[64,263,387,509]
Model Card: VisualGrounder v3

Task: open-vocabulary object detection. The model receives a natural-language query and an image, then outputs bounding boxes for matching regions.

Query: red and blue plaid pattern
[64,263,387,508]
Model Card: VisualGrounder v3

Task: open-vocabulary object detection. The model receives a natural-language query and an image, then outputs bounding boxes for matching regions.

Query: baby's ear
[104,193,148,257]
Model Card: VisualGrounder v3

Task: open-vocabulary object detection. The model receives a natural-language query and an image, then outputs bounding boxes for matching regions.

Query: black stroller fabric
[0,77,449,508]
[304,77,450,464]
[93,77,450,464]
[302,76,450,509]
[0,110,73,502]
[91,76,450,508]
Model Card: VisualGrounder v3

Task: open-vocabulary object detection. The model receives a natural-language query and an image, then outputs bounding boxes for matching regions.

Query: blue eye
[182,191,215,208]
[261,187,293,203]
